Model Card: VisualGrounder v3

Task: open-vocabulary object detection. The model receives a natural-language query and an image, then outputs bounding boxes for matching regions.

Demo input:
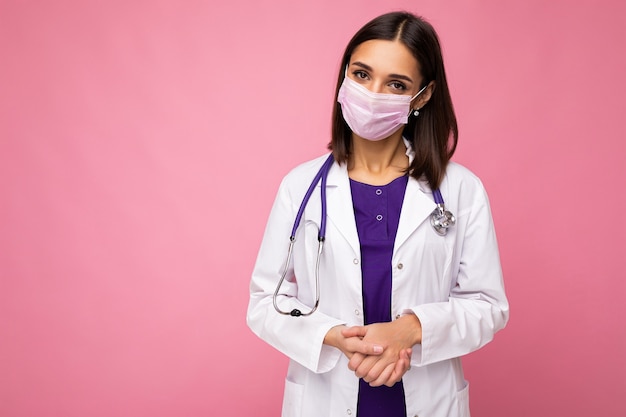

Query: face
[347,39,432,109]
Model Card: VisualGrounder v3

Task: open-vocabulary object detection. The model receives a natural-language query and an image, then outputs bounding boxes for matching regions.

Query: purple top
[350,175,408,417]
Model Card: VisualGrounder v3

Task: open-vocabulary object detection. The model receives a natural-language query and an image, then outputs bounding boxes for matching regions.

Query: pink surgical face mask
[337,73,427,141]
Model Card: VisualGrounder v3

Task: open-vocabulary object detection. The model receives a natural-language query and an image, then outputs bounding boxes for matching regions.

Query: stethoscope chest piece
[430,189,455,236]
[430,207,456,236]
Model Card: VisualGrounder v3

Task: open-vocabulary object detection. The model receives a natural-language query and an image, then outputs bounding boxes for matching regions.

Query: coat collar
[321,139,436,255]
[397,137,437,248]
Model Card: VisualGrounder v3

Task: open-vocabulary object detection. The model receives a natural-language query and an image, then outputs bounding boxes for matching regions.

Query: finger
[348,352,365,371]
[404,347,413,360]
[385,353,410,387]
[384,373,401,388]
[341,326,368,338]
[364,355,394,384]
[400,348,412,364]
[402,348,413,370]
[354,355,378,379]
[346,337,383,356]
[369,363,395,387]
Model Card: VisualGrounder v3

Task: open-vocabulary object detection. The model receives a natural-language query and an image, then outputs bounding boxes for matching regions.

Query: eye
[389,81,407,91]
[352,70,369,80]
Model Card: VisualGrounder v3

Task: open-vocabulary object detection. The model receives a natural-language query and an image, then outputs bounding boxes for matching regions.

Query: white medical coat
[247,147,509,417]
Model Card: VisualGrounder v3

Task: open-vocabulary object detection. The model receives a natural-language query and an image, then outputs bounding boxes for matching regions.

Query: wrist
[323,325,345,348]
[398,313,422,345]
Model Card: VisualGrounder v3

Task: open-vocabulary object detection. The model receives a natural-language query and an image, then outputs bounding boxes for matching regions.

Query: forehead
[350,39,421,77]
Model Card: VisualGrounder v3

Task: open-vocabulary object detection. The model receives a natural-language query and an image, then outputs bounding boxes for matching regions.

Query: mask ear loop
[411,84,429,100]
[410,84,429,117]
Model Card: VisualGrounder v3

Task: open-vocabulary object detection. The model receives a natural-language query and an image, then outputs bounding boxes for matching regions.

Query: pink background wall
[1,1,625,416]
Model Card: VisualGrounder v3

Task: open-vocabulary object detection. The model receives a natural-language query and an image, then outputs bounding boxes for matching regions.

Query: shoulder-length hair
[329,12,458,189]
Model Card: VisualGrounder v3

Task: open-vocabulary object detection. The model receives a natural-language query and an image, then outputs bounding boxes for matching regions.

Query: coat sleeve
[405,176,509,366]
[246,173,346,373]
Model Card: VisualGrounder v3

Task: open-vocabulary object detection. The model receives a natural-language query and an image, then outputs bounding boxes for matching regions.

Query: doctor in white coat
[247,12,509,417]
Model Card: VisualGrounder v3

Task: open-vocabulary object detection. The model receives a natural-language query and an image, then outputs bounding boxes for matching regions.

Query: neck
[348,132,409,185]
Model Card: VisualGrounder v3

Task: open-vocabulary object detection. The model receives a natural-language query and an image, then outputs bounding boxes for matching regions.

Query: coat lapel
[395,177,436,250]
[324,161,361,257]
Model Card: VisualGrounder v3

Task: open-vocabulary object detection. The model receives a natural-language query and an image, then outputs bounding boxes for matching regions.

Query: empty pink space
[1,1,624,416]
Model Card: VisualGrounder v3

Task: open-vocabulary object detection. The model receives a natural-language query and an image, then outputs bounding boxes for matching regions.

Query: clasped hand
[325,314,422,387]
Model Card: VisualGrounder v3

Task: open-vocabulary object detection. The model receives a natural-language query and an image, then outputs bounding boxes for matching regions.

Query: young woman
[247,11,509,417]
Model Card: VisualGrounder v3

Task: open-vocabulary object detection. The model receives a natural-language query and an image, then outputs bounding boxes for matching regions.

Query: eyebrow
[351,61,414,84]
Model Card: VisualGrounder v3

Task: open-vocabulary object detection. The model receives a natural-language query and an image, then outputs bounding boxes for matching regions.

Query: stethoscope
[272,153,456,317]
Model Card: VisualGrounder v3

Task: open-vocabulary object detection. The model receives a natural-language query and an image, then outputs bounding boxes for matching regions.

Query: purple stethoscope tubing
[289,153,334,241]
[273,154,455,317]
[273,154,334,317]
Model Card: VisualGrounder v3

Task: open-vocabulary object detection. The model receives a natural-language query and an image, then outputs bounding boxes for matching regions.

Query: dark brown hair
[329,12,458,189]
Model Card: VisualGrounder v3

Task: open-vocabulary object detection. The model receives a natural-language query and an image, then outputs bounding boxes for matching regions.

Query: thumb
[401,348,413,361]
[341,325,367,338]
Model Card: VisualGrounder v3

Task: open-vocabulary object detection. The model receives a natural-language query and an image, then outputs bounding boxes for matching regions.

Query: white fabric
[247,146,509,417]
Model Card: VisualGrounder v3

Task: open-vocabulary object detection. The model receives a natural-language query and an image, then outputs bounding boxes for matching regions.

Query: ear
[412,81,436,111]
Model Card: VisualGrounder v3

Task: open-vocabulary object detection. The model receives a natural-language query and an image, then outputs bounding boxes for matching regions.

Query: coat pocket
[456,380,470,416]
[281,379,304,417]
